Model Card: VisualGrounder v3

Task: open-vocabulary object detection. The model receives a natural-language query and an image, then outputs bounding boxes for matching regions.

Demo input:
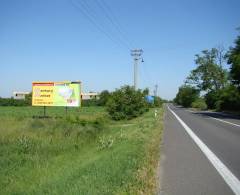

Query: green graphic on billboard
[53,82,81,107]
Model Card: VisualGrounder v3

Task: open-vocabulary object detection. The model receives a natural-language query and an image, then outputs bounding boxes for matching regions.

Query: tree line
[0,86,166,120]
[0,93,32,106]
[174,31,240,111]
[89,86,165,120]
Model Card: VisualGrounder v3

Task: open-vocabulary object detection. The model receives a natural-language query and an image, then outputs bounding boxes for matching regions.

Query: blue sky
[1,0,240,100]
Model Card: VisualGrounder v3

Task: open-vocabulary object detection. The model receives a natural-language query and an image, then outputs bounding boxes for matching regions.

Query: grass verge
[0,106,163,194]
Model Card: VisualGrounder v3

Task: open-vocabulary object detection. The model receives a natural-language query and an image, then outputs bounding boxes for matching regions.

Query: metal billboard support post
[65,107,68,116]
[43,106,46,117]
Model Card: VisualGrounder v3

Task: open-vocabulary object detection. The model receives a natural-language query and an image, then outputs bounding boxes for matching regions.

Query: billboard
[32,81,81,107]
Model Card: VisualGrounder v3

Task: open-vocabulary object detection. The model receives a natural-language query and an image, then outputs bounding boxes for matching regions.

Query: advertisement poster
[32,81,81,107]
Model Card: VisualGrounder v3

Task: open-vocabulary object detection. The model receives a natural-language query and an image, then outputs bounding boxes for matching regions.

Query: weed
[98,135,114,150]
[17,135,34,154]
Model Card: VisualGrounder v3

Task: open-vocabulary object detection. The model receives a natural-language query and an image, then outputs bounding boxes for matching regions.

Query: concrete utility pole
[131,49,143,90]
[154,84,158,97]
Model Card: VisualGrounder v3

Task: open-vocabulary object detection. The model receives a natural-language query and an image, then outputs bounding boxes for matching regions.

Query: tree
[215,85,240,111]
[97,90,110,106]
[153,96,163,107]
[191,98,207,110]
[25,92,32,105]
[185,48,229,109]
[186,48,228,92]
[143,88,149,96]
[204,90,220,109]
[174,85,200,107]
[227,33,240,87]
[106,86,148,120]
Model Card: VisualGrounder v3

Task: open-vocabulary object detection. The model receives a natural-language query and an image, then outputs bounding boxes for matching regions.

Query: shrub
[154,96,163,107]
[215,85,240,111]
[174,85,200,107]
[97,90,111,106]
[204,90,220,109]
[0,97,30,106]
[81,99,98,107]
[106,86,148,120]
[191,98,207,110]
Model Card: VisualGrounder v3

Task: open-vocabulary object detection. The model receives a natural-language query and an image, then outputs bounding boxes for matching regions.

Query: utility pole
[131,49,143,90]
[154,84,158,97]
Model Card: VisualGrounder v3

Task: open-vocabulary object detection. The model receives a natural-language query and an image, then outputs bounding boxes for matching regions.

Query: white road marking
[167,105,240,195]
[186,109,240,128]
[210,117,240,128]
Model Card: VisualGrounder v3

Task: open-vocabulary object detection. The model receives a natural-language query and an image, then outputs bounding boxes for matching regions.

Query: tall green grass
[0,106,104,118]
[0,106,163,194]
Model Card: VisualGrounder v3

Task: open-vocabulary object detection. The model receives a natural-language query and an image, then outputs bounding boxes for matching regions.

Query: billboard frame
[32,81,81,108]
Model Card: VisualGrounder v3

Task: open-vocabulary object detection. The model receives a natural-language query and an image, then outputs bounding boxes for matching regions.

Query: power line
[94,0,134,49]
[70,0,130,50]
[101,0,137,48]
[75,0,127,49]
[71,0,149,90]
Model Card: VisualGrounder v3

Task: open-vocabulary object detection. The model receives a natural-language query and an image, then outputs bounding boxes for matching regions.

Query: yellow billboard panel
[32,81,81,107]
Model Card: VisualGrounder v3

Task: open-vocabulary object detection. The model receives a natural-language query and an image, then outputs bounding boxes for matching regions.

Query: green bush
[215,85,240,111]
[0,97,30,106]
[106,86,149,120]
[97,90,111,106]
[204,90,220,109]
[81,99,98,107]
[191,98,207,110]
[154,96,163,107]
[174,85,200,107]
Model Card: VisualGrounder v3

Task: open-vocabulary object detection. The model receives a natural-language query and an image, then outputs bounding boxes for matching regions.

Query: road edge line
[210,117,240,128]
[167,105,240,195]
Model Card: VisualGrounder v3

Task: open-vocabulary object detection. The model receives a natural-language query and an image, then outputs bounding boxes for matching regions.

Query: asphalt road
[159,104,240,195]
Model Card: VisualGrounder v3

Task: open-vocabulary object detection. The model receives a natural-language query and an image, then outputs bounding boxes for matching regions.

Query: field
[0,106,163,194]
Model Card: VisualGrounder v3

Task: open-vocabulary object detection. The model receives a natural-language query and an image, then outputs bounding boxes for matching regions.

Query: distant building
[81,92,99,100]
[13,92,30,100]
[13,91,98,100]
